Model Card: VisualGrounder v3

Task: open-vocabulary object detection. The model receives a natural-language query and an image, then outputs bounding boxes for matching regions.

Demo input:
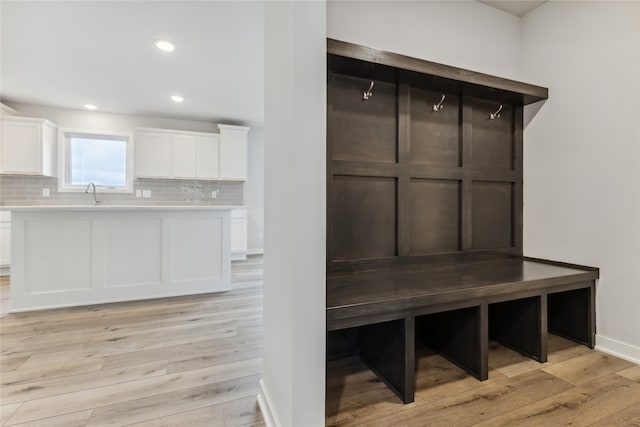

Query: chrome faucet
[85,182,101,205]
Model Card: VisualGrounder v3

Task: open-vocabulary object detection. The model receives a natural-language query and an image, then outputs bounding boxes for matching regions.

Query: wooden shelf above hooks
[327,38,548,105]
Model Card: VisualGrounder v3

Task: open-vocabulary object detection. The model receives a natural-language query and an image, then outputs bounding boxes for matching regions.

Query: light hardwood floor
[0,257,265,427]
[326,335,640,426]
[2,260,639,426]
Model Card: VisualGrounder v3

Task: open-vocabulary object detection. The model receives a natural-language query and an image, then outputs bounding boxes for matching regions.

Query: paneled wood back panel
[327,43,539,275]
[410,89,461,168]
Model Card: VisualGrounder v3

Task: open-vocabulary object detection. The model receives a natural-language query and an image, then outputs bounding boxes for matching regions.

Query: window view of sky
[69,137,126,186]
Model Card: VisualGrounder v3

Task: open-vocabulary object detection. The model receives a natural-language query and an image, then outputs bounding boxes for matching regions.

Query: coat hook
[362,81,374,101]
[489,104,503,120]
[433,94,446,112]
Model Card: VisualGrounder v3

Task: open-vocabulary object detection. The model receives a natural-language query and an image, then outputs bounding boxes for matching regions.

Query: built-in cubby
[325,39,598,407]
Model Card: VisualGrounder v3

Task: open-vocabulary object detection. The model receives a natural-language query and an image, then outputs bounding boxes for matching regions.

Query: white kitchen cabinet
[0,117,56,176]
[135,129,220,180]
[0,212,10,276]
[196,135,220,179]
[231,208,248,261]
[134,131,172,178]
[219,124,249,181]
[172,135,198,178]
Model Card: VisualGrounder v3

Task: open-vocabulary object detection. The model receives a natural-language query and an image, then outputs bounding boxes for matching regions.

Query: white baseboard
[258,379,278,427]
[0,266,9,277]
[596,334,640,364]
[247,248,264,256]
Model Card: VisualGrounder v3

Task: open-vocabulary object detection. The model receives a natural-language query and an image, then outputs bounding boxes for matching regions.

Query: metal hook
[489,104,503,120]
[362,81,374,101]
[432,94,446,112]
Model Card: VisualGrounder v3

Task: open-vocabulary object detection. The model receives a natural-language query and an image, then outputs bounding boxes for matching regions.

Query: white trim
[231,253,247,261]
[135,127,218,138]
[0,103,18,115]
[596,334,640,364]
[247,248,264,256]
[218,123,250,133]
[0,267,9,277]
[258,379,279,427]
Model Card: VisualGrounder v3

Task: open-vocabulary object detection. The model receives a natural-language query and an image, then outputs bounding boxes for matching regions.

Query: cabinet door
[135,132,172,178]
[1,120,42,174]
[220,127,248,181]
[172,135,198,178]
[230,209,247,260]
[0,222,10,267]
[196,135,220,179]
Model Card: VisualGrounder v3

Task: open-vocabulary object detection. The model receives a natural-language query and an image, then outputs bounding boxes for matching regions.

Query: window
[59,129,133,193]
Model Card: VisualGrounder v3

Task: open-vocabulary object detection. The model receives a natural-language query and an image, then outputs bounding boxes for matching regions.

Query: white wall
[261,1,326,426]
[522,1,640,362]
[245,127,264,254]
[328,0,523,80]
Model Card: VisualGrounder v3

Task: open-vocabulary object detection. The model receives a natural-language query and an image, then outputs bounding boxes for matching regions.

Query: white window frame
[58,128,134,193]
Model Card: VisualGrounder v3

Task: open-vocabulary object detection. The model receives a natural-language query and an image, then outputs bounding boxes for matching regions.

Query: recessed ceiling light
[155,40,175,52]
[84,104,98,111]
[171,95,184,103]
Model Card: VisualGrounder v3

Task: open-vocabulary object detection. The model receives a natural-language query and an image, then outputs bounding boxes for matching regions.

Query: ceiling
[1,1,545,127]
[477,1,547,17]
[0,1,264,127]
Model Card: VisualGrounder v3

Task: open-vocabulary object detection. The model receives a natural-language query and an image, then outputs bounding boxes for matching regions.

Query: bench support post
[359,316,415,403]
[418,305,488,380]
[489,295,548,362]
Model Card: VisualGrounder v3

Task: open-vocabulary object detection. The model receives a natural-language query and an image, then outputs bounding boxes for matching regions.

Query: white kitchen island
[3,205,234,312]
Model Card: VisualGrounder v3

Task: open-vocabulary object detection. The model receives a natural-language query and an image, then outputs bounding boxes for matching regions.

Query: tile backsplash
[0,175,243,206]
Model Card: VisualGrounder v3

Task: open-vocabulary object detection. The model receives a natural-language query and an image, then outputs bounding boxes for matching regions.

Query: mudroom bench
[326,257,598,403]
[324,39,600,407]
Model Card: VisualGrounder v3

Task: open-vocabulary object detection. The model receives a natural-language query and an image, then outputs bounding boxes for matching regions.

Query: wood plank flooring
[2,260,639,426]
[0,257,265,427]
[326,336,640,426]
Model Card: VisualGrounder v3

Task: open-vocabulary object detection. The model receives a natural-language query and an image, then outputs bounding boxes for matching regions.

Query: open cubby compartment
[547,284,595,348]
[416,305,487,381]
[326,317,415,404]
[489,296,547,363]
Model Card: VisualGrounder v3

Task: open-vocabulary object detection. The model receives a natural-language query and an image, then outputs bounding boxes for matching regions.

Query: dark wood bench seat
[326,257,598,404]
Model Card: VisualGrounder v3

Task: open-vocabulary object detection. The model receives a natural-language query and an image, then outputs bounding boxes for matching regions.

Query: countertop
[0,205,245,211]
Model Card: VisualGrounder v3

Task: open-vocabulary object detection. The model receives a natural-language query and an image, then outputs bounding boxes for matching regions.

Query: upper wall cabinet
[135,125,248,181]
[134,128,221,180]
[218,125,249,181]
[135,131,172,178]
[0,117,56,176]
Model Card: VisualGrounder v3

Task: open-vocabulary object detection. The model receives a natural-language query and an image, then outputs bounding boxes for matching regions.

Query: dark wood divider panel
[410,89,461,167]
[409,178,461,254]
[330,74,398,164]
[331,176,397,260]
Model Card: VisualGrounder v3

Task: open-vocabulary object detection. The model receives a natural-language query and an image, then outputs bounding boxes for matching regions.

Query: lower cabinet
[0,212,11,276]
[231,209,248,261]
